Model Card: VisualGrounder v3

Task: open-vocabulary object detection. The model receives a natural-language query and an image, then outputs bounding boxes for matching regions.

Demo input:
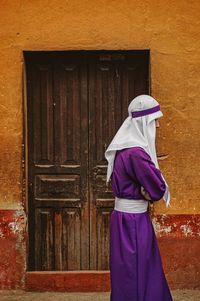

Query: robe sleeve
[123,148,166,201]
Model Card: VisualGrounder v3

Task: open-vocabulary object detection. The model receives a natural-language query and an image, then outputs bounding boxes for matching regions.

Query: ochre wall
[0,0,199,290]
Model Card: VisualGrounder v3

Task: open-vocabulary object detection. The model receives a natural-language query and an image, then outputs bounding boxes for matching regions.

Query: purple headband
[131,105,160,118]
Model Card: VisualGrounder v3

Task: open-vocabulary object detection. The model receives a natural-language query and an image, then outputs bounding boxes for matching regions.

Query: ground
[0,290,200,301]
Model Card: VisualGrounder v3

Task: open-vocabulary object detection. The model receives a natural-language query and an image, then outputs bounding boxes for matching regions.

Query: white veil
[104,94,170,207]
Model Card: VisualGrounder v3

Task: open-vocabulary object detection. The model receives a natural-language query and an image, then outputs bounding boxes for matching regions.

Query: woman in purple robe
[105,95,173,301]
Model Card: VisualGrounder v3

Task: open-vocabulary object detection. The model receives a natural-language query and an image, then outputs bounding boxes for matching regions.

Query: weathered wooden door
[25,50,149,271]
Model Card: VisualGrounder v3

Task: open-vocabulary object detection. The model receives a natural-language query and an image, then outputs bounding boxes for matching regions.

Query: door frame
[22,49,151,291]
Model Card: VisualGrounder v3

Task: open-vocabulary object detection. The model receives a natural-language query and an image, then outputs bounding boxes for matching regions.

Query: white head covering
[104,94,170,207]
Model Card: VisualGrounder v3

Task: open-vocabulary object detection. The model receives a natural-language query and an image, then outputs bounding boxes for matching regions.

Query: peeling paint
[152,214,200,238]
[180,224,192,237]
[0,210,26,289]
[8,221,20,234]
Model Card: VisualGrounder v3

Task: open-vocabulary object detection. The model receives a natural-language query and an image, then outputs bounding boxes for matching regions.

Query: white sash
[114,197,148,213]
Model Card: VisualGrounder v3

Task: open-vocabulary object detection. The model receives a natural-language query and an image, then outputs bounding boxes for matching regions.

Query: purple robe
[109,147,173,301]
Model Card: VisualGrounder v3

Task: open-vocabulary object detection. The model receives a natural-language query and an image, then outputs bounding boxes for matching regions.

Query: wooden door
[88,51,149,269]
[25,50,149,271]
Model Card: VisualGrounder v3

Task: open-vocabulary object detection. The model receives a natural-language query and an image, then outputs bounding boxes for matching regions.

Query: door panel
[25,51,149,271]
[26,52,89,271]
[88,51,149,269]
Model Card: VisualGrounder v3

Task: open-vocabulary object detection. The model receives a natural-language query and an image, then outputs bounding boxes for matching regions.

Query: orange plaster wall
[0,0,200,214]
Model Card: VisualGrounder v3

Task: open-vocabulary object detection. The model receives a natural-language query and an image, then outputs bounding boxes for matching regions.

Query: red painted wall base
[0,210,199,291]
